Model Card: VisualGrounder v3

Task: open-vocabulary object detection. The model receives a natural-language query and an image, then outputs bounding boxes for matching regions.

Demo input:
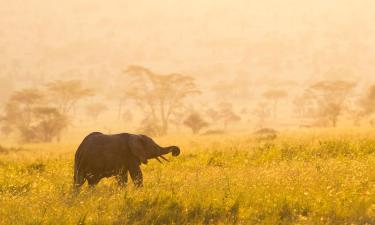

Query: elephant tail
[73,132,102,188]
[73,154,85,188]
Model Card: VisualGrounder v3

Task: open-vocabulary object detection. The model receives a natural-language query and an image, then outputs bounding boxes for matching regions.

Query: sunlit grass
[1,129,375,224]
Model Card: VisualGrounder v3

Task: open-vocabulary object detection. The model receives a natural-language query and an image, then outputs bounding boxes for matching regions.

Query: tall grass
[1,130,375,224]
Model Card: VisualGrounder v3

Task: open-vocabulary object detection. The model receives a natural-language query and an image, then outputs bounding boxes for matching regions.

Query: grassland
[1,129,375,225]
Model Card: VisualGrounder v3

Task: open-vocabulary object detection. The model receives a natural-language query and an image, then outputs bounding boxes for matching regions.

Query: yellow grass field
[1,129,375,225]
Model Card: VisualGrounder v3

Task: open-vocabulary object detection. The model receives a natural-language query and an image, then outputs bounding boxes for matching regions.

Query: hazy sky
[1,0,375,83]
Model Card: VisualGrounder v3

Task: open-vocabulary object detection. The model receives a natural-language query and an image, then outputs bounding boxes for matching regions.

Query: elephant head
[129,134,180,164]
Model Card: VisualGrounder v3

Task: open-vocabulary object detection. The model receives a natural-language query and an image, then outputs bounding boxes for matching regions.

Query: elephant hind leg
[87,176,101,187]
[116,169,128,187]
[73,170,86,190]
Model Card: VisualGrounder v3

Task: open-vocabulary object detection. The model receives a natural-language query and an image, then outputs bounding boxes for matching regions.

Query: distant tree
[183,112,209,134]
[124,65,200,135]
[307,80,356,127]
[358,84,375,117]
[169,107,188,131]
[349,84,375,126]
[253,102,272,128]
[85,103,108,119]
[1,88,68,142]
[46,80,94,115]
[2,88,44,132]
[138,116,163,137]
[206,108,221,123]
[205,103,241,130]
[293,94,310,119]
[31,107,68,142]
[263,89,288,119]
[292,91,316,126]
[218,102,241,130]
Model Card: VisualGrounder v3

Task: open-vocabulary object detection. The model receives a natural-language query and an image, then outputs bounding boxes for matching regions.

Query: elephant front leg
[87,176,101,188]
[117,168,128,187]
[129,165,143,188]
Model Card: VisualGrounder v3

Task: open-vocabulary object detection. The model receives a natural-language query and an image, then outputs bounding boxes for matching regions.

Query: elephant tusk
[160,155,169,162]
[155,157,163,163]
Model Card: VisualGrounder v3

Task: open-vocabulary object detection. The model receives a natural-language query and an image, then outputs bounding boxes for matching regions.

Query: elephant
[73,132,180,189]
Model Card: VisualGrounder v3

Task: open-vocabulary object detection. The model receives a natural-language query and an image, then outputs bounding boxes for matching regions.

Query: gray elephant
[73,132,180,189]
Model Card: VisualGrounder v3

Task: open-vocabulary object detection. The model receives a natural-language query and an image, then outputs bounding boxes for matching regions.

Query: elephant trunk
[158,146,180,157]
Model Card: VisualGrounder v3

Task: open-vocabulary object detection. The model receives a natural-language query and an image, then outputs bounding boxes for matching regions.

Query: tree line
[1,66,375,143]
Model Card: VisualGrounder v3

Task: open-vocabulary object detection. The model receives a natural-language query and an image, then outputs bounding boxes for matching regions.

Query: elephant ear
[129,135,148,164]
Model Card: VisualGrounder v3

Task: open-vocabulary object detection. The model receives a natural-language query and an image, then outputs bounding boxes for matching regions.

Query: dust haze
[1,0,375,142]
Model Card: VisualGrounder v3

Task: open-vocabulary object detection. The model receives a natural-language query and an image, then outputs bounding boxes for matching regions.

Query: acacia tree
[263,89,287,119]
[307,80,355,127]
[183,112,209,134]
[205,103,241,130]
[206,108,221,124]
[46,80,94,115]
[253,101,272,128]
[218,102,241,130]
[169,106,189,131]
[2,89,44,134]
[1,88,68,142]
[355,84,375,125]
[31,107,68,142]
[124,65,200,135]
[292,91,316,126]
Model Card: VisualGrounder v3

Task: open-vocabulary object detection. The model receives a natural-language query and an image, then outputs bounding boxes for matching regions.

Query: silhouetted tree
[183,112,208,134]
[263,89,287,119]
[1,88,68,142]
[358,84,375,117]
[205,103,241,130]
[292,91,316,126]
[253,102,272,128]
[206,108,221,123]
[124,65,200,135]
[46,80,94,115]
[351,84,375,126]
[138,116,162,137]
[2,88,44,133]
[169,107,188,131]
[307,80,355,127]
[31,107,68,142]
[218,102,241,130]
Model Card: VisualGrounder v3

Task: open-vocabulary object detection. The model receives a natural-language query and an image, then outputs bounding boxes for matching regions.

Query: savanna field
[1,129,375,225]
